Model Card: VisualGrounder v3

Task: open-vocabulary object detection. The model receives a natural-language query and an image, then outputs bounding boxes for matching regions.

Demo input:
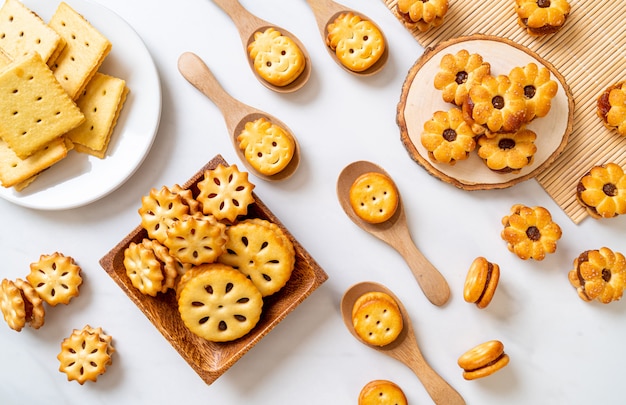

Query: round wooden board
[397,34,575,190]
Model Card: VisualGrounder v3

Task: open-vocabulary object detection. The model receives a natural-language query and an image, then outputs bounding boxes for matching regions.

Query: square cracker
[67,72,128,158]
[48,2,111,100]
[0,136,68,188]
[0,51,84,159]
[0,0,65,65]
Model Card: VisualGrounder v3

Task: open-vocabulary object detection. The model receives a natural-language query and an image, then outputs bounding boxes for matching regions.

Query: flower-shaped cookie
[597,81,626,136]
[477,128,537,173]
[139,185,189,244]
[501,204,562,260]
[27,252,82,306]
[568,247,626,304]
[463,74,526,134]
[57,325,115,384]
[576,163,626,219]
[326,12,385,72]
[434,49,491,107]
[197,164,255,222]
[421,108,476,165]
[515,0,571,35]
[508,62,558,121]
[396,0,449,32]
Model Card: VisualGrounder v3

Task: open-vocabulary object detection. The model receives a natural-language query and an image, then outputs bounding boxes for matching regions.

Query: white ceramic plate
[0,0,161,210]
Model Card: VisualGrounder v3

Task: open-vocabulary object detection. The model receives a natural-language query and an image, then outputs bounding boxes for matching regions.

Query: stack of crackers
[0,0,128,191]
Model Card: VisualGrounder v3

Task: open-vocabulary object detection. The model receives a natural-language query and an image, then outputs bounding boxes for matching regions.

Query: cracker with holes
[139,185,190,244]
[247,27,305,87]
[218,218,295,297]
[123,239,165,297]
[27,252,82,306]
[0,0,66,66]
[351,291,404,346]
[163,213,227,266]
[196,164,255,222]
[66,72,128,158]
[0,52,84,159]
[237,117,295,176]
[177,263,263,342]
[0,136,69,188]
[1,277,45,331]
[326,12,385,72]
[57,325,115,384]
[349,171,399,224]
[48,2,111,100]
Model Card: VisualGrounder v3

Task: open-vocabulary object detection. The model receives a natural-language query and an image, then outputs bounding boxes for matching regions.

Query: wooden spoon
[211,0,311,93]
[341,281,465,405]
[336,161,450,306]
[304,0,388,76]
[178,52,300,181]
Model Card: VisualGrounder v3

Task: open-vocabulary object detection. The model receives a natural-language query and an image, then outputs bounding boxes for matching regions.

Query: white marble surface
[1,0,625,404]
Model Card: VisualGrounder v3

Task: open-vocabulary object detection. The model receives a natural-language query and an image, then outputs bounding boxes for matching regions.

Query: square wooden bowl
[99,155,329,385]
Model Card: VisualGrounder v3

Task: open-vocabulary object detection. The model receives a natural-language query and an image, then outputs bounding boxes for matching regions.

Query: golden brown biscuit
[349,172,399,224]
[0,278,27,331]
[123,239,165,297]
[434,49,491,107]
[27,252,82,306]
[247,27,305,87]
[352,291,403,347]
[139,185,190,244]
[397,0,449,32]
[463,257,500,309]
[515,0,571,35]
[142,238,179,292]
[568,247,626,304]
[13,278,45,330]
[218,218,295,297]
[57,325,115,384]
[163,213,227,266]
[421,108,476,165]
[501,204,562,260]
[476,128,537,173]
[237,117,295,176]
[597,81,626,136]
[576,163,626,219]
[177,263,263,342]
[358,379,408,405]
[197,164,255,222]
[508,63,558,122]
[458,340,509,380]
[326,12,385,72]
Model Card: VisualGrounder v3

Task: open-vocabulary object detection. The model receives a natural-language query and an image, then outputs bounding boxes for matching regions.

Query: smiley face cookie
[358,379,408,405]
[326,12,385,72]
[237,117,295,176]
[351,291,403,347]
[349,172,399,224]
[247,27,305,87]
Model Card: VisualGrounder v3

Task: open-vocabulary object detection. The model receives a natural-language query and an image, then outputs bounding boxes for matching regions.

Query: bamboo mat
[383,0,626,224]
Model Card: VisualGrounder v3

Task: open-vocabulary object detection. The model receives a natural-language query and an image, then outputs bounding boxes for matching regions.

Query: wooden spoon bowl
[341,281,465,405]
[336,161,450,306]
[211,0,311,93]
[178,52,300,181]
[305,0,388,76]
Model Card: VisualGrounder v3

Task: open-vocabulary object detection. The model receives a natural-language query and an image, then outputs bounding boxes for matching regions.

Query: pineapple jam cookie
[196,164,255,223]
[421,108,476,165]
[351,291,403,347]
[177,263,263,342]
[123,239,166,297]
[326,12,385,72]
[358,379,408,405]
[463,257,500,309]
[458,340,510,380]
[515,0,571,36]
[237,117,295,176]
[349,172,399,224]
[508,62,558,122]
[501,204,562,261]
[568,247,626,304]
[434,49,491,107]
[247,27,305,87]
[57,325,115,384]
[476,128,537,173]
[462,74,527,135]
[27,252,82,306]
[396,0,449,32]
[0,278,45,331]
[139,185,190,244]
[163,213,227,266]
[597,81,626,136]
[576,163,626,219]
[218,218,295,297]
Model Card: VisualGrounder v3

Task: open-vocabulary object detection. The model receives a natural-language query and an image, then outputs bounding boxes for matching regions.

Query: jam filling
[603,183,617,197]
[498,138,516,150]
[602,268,612,283]
[492,95,505,109]
[526,226,541,241]
[443,128,457,142]
[537,0,551,8]
[598,92,612,117]
[476,263,493,304]
[466,352,505,372]
[524,85,536,99]
[455,71,468,85]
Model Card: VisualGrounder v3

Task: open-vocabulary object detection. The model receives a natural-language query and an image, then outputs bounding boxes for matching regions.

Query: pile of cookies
[421,49,558,173]
[124,163,296,342]
[0,0,128,191]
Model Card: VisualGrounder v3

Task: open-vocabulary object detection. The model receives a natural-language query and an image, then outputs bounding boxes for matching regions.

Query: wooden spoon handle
[406,356,465,405]
[305,0,344,36]
[211,0,266,41]
[396,238,450,306]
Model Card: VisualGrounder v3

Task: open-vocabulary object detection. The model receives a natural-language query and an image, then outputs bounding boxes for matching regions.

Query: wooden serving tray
[397,34,574,190]
[384,0,626,223]
[99,155,328,385]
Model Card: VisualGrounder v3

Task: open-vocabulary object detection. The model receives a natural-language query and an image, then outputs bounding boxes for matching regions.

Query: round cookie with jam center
[349,172,399,224]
